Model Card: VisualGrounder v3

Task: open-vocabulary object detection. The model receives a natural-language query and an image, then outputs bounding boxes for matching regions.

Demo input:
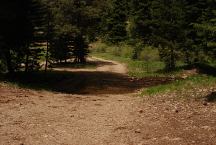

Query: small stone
[135,129,141,133]
[175,109,179,113]
[44,135,48,138]
[139,110,143,114]
[203,102,208,106]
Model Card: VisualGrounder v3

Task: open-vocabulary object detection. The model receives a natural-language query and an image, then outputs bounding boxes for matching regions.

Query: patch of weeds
[142,75,216,96]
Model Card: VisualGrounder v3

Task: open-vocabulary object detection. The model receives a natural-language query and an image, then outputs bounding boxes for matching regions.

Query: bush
[91,41,160,62]
[91,41,109,53]
[121,44,134,58]
[138,46,160,61]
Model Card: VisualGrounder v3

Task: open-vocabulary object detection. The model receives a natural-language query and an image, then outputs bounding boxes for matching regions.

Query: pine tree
[0,0,46,73]
[130,0,186,70]
[128,0,152,41]
[101,0,128,43]
[151,0,185,70]
[43,0,100,64]
[182,0,209,64]
[193,0,216,60]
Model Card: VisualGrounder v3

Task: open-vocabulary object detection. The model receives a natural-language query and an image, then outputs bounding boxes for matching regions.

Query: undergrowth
[142,75,216,97]
[91,42,216,99]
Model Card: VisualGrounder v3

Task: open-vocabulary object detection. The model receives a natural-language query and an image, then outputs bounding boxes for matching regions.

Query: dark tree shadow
[205,92,216,102]
[0,71,174,95]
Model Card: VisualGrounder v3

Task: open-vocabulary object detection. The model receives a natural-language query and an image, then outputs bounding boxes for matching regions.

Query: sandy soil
[52,57,128,74]
[0,57,216,145]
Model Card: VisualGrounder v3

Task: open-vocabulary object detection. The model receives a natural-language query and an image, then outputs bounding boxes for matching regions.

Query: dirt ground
[0,57,216,145]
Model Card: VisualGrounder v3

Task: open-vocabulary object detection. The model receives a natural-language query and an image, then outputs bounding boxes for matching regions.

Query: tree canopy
[0,0,215,72]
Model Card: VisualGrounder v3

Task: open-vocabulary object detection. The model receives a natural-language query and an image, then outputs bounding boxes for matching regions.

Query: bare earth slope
[0,57,216,145]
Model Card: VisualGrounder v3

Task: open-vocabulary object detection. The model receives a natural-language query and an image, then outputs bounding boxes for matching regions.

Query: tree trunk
[5,49,14,73]
[170,47,175,70]
[25,49,29,73]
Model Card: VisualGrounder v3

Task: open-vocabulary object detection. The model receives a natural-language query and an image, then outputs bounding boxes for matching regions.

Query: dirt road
[0,57,216,145]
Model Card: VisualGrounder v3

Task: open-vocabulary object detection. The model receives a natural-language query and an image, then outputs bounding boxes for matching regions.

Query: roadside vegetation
[91,41,186,78]
[91,41,216,101]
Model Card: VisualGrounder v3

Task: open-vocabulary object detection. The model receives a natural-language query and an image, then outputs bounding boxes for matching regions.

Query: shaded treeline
[0,0,215,73]
[0,0,102,73]
[0,0,46,73]
[101,0,215,70]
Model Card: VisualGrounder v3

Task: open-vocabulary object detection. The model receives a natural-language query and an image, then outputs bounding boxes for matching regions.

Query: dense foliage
[0,0,46,72]
[0,0,215,72]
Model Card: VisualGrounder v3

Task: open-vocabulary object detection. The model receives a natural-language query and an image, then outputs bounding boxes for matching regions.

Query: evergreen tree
[182,0,209,64]
[130,0,186,70]
[43,0,101,64]
[0,0,46,73]
[193,0,216,60]
[101,0,128,43]
[151,0,185,70]
[128,0,152,41]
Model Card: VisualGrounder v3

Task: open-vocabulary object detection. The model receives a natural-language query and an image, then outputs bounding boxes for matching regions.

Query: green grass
[142,75,216,96]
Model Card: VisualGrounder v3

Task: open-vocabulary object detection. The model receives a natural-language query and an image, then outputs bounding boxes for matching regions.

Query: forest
[0,0,216,145]
[0,0,215,73]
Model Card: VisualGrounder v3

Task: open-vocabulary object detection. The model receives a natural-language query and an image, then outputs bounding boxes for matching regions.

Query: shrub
[138,46,160,61]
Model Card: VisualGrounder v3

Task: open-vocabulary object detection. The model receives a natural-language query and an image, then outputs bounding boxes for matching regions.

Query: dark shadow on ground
[205,92,216,102]
[0,71,175,95]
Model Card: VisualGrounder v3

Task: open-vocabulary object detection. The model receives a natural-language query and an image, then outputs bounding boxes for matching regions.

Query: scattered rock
[95,103,102,106]
[44,135,48,138]
[139,110,143,114]
[114,126,127,131]
[203,102,208,106]
[175,109,179,113]
[165,107,169,111]
[135,129,141,133]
